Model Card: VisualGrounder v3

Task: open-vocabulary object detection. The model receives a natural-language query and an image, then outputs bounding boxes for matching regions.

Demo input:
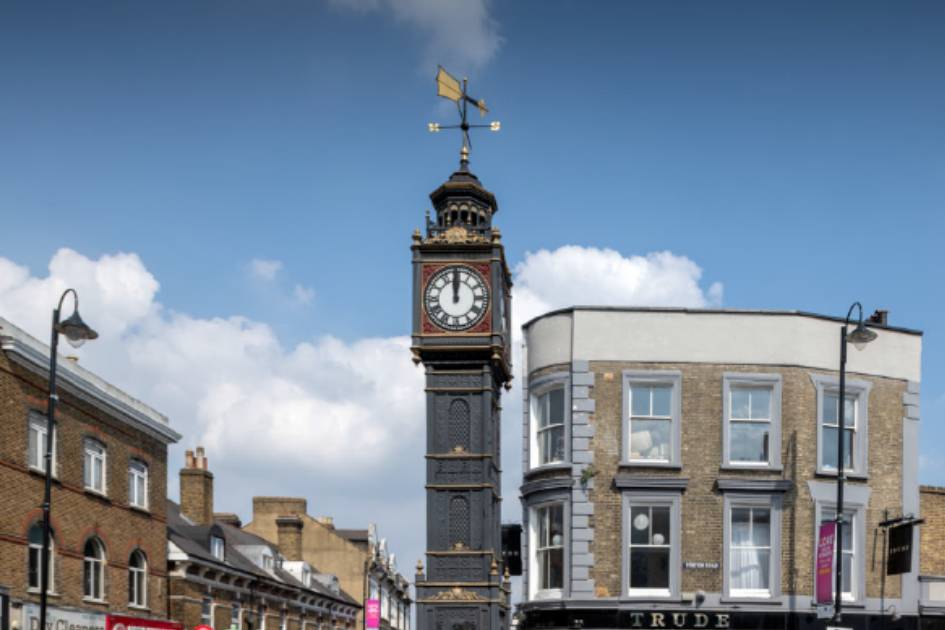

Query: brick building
[0,316,181,629]
[168,449,360,630]
[919,486,945,617]
[244,498,411,630]
[517,307,925,629]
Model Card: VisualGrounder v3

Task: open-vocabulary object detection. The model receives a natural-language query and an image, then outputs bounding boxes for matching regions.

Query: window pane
[543,547,564,589]
[823,393,838,423]
[731,388,750,419]
[750,388,771,419]
[651,386,671,417]
[651,507,670,545]
[731,548,770,591]
[539,426,565,465]
[844,397,855,427]
[630,507,650,545]
[752,509,771,546]
[630,386,650,417]
[630,548,669,589]
[549,504,564,545]
[548,388,564,424]
[821,427,853,470]
[84,454,92,486]
[730,422,769,463]
[842,554,853,593]
[29,426,39,468]
[630,419,670,460]
[731,508,752,545]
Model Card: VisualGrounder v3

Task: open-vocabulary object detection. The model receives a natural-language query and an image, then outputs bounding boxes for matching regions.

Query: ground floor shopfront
[16,603,181,630]
[519,606,945,630]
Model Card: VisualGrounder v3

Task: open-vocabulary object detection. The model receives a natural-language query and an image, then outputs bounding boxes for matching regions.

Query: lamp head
[56,310,98,349]
[847,322,878,351]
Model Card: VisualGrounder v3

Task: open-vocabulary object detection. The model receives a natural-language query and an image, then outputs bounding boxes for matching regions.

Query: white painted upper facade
[524,308,921,382]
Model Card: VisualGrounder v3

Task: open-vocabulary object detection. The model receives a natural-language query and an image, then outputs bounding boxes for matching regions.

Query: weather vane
[428,66,500,166]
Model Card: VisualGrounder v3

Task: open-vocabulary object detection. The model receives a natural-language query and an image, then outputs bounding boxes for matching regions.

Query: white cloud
[293,284,315,304]
[0,245,720,591]
[249,258,283,281]
[331,0,502,70]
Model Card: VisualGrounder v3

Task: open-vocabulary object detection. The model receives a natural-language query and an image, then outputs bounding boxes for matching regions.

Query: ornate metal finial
[416,559,424,575]
[428,66,500,168]
[490,557,499,576]
[503,564,511,581]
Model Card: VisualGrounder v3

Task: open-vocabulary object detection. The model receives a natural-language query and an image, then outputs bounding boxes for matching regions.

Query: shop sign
[365,600,380,629]
[816,521,836,604]
[106,615,181,630]
[887,523,914,576]
[624,612,730,628]
[22,604,105,630]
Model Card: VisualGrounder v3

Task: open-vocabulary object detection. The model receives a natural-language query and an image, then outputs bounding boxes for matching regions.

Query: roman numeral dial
[424,265,490,331]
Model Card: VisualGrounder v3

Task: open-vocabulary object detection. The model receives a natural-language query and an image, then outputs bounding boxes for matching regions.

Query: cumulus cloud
[293,284,315,304]
[0,245,721,586]
[249,258,283,281]
[330,0,502,70]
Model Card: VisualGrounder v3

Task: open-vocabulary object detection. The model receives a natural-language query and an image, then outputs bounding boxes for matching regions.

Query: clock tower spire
[412,68,512,630]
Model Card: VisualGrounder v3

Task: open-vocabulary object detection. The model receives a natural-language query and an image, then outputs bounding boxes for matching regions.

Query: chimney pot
[180,446,214,525]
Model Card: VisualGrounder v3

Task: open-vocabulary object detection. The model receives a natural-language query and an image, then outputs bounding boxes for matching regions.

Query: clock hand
[452,268,460,303]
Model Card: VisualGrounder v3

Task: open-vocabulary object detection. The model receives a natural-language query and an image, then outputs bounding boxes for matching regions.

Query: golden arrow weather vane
[428,66,500,165]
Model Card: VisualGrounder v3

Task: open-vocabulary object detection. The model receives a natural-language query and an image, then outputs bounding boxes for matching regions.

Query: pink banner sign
[365,599,381,629]
[816,521,836,604]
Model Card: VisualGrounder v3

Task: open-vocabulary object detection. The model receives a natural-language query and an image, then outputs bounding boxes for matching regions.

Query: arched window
[27,523,54,592]
[128,549,147,607]
[83,537,106,600]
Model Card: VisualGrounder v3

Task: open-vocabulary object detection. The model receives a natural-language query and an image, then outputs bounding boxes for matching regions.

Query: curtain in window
[730,508,770,592]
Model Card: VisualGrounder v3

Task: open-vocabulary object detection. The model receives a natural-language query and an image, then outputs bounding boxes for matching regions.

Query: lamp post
[831,302,877,624]
[39,289,97,630]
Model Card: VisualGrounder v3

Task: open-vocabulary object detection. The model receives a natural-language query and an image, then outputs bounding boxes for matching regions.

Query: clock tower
[411,148,512,630]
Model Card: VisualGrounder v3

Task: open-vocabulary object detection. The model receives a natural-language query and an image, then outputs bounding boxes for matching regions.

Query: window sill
[721,595,781,605]
[84,488,111,502]
[815,471,868,481]
[619,593,680,603]
[27,589,60,598]
[82,597,108,606]
[720,464,783,473]
[129,504,151,515]
[524,462,573,479]
[128,605,150,612]
[618,462,682,471]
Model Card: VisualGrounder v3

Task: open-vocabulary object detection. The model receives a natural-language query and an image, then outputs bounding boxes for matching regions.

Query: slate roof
[335,528,369,543]
[167,500,359,607]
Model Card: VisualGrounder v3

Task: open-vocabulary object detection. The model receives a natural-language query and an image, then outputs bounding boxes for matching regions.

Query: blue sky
[1,0,944,598]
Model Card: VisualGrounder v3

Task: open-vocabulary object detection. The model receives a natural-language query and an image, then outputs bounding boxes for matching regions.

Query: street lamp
[832,302,877,624]
[39,289,97,630]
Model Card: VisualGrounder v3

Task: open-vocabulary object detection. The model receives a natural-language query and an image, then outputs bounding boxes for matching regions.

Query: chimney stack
[180,446,214,525]
[276,515,304,561]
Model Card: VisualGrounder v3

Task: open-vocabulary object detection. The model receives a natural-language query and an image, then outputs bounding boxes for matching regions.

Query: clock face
[424,265,490,331]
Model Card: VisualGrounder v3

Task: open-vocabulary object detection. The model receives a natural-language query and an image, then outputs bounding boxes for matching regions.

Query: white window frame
[622,493,681,598]
[527,372,570,470]
[128,459,149,509]
[722,494,782,600]
[528,499,568,600]
[722,373,782,470]
[129,550,148,608]
[808,480,869,606]
[83,537,106,602]
[211,535,225,561]
[622,371,682,468]
[28,413,57,476]
[27,523,55,593]
[811,374,871,477]
[84,438,108,495]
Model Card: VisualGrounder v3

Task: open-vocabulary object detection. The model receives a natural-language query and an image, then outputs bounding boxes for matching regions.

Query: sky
[1,0,944,607]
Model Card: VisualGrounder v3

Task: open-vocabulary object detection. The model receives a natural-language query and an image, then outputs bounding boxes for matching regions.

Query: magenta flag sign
[365,600,381,629]
[816,521,836,604]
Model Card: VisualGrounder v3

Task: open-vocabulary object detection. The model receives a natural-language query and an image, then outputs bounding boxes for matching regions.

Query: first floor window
[231,603,241,630]
[533,502,565,595]
[201,598,212,625]
[628,504,671,594]
[84,438,107,494]
[729,506,771,596]
[628,384,672,462]
[729,386,773,464]
[822,508,855,599]
[27,523,54,592]
[128,459,149,509]
[533,386,566,466]
[83,537,106,600]
[129,550,147,606]
[28,415,56,474]
[821,392,857,472]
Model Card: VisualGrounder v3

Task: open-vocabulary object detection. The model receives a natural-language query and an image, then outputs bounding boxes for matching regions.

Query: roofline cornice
[1,320,181,444]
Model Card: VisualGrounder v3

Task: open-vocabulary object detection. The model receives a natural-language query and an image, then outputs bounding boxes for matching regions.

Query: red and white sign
[106,615,183,630]
[365,600,380,629]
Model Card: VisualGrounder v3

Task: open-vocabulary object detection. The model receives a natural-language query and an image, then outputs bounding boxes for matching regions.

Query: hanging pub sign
[887,523,914,576]
[501,523,522,576]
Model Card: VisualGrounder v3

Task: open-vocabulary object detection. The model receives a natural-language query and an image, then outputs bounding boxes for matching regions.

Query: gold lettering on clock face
[424,265,489,331]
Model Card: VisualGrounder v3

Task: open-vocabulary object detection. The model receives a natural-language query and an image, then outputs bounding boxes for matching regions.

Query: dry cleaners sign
[22,605,105,630]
